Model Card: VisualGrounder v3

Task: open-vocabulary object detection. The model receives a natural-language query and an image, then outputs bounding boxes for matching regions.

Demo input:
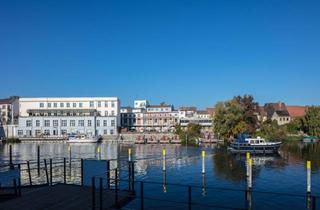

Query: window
[61,120,67,127]
[110,129,114,135]
[26,120,32,127]
[98,101,101,107]
[73,103,76,108]
[53,120,59,127]
[111,111,115,116]
[67,103,70,108]
[111,102,115,108]
[44,120,50,127]
[18,130,23,136]
[105,101,108,107]
[103,120,107,126]
[79,102,83,108]
[47,103,51,108]
[111,120,115,126]
[104,130,108,134]
[78,120,84,126]
[90,101,94,107]
[54,103,57,108]
[97,120,100,127]
[60,103,64,108]
[88,120,92,126]
[36,120,40,127]
[105,111,108,116]
[61,130,67,135]
[40,103,44,108]
[35,130,41,136]
[44,130,50,135]
[26,130,32,137]
[70,120,75,127]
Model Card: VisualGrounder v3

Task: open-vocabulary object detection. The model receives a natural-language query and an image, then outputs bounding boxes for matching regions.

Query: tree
[213,95,259,139]
[175,123,202,146]
[255,120,288,141]
[303,106,320,137]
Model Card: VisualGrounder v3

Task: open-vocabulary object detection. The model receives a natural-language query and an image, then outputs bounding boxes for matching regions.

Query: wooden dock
[0,184,134,210]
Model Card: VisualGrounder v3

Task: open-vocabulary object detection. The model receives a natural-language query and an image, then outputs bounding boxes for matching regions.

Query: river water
[0,141,319,210]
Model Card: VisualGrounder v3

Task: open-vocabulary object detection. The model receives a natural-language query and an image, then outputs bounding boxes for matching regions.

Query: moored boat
[228,134,281,154]
[68,134,100,143]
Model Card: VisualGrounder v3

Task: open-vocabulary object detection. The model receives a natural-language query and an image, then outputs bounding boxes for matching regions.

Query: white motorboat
[68,134,100,143]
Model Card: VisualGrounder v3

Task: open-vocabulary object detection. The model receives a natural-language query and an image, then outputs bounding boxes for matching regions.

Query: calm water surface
[1,141,320,209]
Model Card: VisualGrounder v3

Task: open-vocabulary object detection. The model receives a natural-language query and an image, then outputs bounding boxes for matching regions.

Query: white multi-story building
[17,97,120,138]
[178,107,213,131]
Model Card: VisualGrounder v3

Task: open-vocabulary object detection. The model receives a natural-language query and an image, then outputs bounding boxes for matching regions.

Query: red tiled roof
[206,108,215,116]
[287,106,307,118]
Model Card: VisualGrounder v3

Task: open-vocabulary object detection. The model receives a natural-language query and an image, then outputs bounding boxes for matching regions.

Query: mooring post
[307,160,311,194]
[9,145,13,168]
[50,159,53,186]
[246,152,250,177]
[68,145,71,169]
[115,168,119,208]
[245,189,252,210]
[64,157,66,184]
[18,164,21,196]
[99,177,103,210]
[106,160,110,189]
[140,181,144,210]
[128,148,132,162]
[188,185,192,210]
[27,161,32,186]
[92,177,96,210]
[162,148,166,171]
[44,159,49,185]
[81,159,84,186]
[97,146,101,160]
[247,158,252,190]
[202,150,206,174]
[37,145,40,176]
[312,196,316,210]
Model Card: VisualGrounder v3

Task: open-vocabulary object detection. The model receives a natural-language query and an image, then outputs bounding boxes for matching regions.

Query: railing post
[50,159,53,186]
[99,177,103,210]
[27,161,32,186]
[81,159,84,186]
[13,178,17,196]
[92,177,96,210]
[107,160,110,189]
[188,186,192,210]
[115,168,119,208]
[128,161,132,191]
[64,157,66,184]
[44,159,49,185]
[37,145,40,176]
[132,161,135,193]
[140,181,144,210]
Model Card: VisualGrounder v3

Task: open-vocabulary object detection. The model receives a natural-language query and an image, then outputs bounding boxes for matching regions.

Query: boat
[302,136,319,144]
[228,134,282,154]
[68,134,100,143]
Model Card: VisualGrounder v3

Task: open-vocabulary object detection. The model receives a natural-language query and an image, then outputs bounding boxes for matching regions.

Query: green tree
[303,106,320,137]
[255,120,288,141]
[175,123,202,146]
[213,95,258,139]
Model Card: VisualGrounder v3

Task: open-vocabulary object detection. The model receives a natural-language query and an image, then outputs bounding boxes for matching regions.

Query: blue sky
[1,0,319,108]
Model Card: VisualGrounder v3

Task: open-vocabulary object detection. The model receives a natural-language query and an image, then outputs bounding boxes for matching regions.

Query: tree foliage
[175,123,202,146]
[255,120,288,141]
[213,95,258,139]
[303,106,320,137]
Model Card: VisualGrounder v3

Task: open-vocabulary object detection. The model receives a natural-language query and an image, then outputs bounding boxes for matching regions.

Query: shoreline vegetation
[213,94,320,142]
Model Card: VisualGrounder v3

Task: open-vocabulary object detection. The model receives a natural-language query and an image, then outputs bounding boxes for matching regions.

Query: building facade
[0,96,19,125]
[178,107,213,131]
[17,97,120,138]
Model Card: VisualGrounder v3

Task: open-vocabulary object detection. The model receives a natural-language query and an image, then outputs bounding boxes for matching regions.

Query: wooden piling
[44,159,49,185]
[50,159,53,186]
[64,157,66,184]
[106,160,110,189]
[37,145,40,176]
[92,177,95,210]
[9,145,13,168]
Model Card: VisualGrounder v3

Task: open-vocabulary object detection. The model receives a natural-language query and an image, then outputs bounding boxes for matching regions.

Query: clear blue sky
[1,0,319,108]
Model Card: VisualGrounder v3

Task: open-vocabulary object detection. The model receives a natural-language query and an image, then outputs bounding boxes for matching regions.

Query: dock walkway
[0,184,134,210]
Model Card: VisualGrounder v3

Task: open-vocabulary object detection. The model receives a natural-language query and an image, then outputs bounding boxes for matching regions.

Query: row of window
[17,129,114,136]
[26,119,116,127]
[39,101,116,108]
[29,110,116,117]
